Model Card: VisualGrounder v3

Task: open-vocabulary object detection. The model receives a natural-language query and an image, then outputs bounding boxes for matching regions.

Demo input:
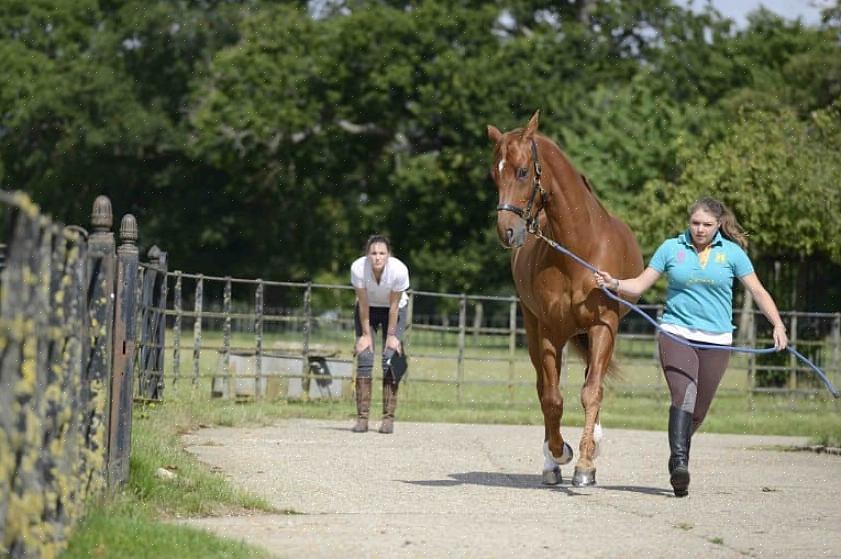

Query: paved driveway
[180,420,841,558]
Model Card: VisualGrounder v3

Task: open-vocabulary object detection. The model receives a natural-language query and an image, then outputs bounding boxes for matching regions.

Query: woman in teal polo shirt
[594,197,787,497]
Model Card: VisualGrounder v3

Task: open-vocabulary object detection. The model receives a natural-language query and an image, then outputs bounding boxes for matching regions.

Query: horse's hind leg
[573,324,616,487]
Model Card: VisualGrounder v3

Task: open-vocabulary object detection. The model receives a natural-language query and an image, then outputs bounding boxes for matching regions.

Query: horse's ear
[487,125,502,144]
[523,110,540,140]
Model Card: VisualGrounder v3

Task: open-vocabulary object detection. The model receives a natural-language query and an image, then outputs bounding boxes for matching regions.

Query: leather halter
[495,139,546,234]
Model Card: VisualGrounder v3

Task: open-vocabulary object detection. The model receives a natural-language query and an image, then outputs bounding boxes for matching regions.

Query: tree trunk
[737,289,754,346]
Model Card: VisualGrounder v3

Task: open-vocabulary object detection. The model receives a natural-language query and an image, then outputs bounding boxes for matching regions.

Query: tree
[632,103,841,309]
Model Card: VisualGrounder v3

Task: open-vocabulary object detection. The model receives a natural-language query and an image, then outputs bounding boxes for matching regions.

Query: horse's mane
[579,174,595,193]
[534,132,609,213]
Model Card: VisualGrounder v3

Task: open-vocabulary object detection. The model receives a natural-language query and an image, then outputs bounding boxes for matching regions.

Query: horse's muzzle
[498,221,526,248]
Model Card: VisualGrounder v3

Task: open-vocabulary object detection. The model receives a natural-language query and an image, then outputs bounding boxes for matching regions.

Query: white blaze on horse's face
[493,144,530,249]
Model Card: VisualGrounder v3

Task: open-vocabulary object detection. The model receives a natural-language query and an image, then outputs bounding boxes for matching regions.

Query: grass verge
[61,497,270,559]
[61,393,280,559]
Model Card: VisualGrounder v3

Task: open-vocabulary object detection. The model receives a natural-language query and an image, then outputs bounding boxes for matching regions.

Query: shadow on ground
[403,471,673,496]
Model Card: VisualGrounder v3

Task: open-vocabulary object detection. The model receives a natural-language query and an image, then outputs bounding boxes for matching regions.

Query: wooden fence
[0,191,159,558]
[153,274,840,402]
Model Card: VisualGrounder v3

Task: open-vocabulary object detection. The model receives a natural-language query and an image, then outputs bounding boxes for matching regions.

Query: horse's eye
[516,167,529,180]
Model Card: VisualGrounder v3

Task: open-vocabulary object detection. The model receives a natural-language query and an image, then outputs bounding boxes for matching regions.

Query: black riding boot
[668,406,693,497]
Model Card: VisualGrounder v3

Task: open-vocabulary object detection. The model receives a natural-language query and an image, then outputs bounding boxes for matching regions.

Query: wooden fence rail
[155,273,840,402]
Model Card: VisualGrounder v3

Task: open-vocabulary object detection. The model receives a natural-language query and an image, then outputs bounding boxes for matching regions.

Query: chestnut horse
[487,111,643,486]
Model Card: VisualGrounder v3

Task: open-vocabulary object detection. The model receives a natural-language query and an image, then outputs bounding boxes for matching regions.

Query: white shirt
[660,323,733,345]
[350,256,410,308]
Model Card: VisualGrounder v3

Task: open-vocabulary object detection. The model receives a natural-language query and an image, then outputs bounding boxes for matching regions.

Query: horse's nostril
[506,228,515,244]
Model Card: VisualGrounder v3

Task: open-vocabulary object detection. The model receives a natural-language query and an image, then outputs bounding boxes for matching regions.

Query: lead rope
[531,230,839,398]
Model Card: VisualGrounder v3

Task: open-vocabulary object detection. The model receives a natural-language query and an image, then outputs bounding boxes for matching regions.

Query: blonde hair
[688,197,748,249]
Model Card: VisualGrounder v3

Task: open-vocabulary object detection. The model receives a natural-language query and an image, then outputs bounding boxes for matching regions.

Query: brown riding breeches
[657,333,731,433]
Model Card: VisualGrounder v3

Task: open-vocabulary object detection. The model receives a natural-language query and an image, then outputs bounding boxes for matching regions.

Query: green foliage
[1,0,839,306]
[633,106,841,263]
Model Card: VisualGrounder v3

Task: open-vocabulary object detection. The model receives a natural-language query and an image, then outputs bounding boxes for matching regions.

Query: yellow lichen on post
[11,190,41,219]
[1,192,123,557]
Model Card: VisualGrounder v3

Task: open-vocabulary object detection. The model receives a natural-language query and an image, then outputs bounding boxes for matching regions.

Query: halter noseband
[496,139,546,234]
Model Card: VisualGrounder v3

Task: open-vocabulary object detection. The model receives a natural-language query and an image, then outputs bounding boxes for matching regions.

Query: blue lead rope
[533,232,840,398]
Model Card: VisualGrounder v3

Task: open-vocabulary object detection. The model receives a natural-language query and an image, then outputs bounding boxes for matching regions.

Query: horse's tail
[569,333,622,381]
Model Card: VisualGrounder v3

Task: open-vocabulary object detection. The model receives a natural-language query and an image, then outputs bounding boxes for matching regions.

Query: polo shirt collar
[679,229,724,248]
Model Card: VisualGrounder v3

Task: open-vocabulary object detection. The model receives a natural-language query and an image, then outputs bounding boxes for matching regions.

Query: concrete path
[180,420,841,558]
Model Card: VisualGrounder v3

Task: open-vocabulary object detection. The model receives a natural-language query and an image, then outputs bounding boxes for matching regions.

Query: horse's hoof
[542,467,562,485]
[572,468,596,487]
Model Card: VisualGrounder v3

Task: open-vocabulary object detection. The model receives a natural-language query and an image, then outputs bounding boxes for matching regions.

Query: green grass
[61,497,270,559]
[156,330,841,443]
[146,372,841,441]
[278,388,841,441]
[61,389,280,558]
[128,400,277,516]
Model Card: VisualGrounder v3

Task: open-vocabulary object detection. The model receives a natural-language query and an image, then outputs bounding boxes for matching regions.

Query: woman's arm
[739,272,788,350]
[355,287,372,354]
[594,267,662,299]
[386,290,402,353]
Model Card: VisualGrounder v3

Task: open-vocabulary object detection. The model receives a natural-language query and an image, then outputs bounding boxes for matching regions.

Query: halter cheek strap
[496,139,546,233]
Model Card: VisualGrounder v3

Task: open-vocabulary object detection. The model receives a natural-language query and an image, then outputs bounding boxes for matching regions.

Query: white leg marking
[543,440,574,468]
[543,441,557,471]
[593,422,603,459]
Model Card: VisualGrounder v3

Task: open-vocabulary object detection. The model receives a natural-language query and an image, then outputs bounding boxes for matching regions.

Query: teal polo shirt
[649,230,754,334]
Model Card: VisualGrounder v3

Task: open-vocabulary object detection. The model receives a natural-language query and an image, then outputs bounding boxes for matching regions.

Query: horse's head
[487,110,544,249]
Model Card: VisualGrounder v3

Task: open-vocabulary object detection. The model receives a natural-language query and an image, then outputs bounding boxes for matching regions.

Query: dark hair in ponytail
[688,197,748,249]
[364,234,392,255]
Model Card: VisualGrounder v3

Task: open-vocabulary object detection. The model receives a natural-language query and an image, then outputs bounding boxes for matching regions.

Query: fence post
[472,301,483,347]
[192,274,203,385]
[457,294,467,404]
[0,196,43,556]
[405,291,414,399]
[748,308,757,394]
[301,282,313,397]
[137,246,167,400]
[508,297,517,405]
[173,271,182,383]
[255,280,264,396]
[155,249,168,396]
[832,313,840,376]
[88,195,116,491]
[789,312,798,390]
[223,276,233,399]
[107,214,139,487]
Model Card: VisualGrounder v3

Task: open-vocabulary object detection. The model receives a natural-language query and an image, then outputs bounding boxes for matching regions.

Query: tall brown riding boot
[352,377,372,433]
[378,379,398,434]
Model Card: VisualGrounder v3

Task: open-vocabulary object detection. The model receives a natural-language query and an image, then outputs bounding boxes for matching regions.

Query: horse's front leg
[535,334,573,485]
[573,324,615,487]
